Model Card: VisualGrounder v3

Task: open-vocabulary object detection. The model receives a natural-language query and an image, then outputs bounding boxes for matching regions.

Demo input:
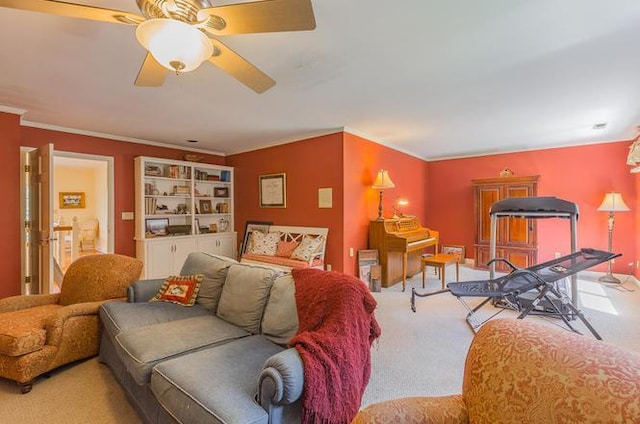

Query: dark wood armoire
[472,175,539,270]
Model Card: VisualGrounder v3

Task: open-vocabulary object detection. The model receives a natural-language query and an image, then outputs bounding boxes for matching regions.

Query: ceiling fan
[0,0,316,93]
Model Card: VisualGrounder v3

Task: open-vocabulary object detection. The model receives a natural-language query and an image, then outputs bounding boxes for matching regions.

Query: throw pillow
[275,240,299,258]
[290,235,325,262]
[248,231,281,256]
[150,275,203,306]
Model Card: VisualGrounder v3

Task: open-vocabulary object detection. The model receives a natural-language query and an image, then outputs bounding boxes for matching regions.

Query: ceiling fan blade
[134,53,169,87]
[0,0,145,25]
[208,39,275,93]
[199,0,315,35]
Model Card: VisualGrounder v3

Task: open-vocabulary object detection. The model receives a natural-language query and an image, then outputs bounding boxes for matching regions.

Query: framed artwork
[145,218,169,236]
[213,187,229,198]
[441,244,465,263]
[358,249,379,287]
[59,192,86,209]
[259,173,286,208]
[199,199,213,214]
[240,221,272,255]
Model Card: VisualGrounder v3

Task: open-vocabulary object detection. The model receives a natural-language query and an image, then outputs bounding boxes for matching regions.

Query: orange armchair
[354,318,640,423]
[0,254,142,393]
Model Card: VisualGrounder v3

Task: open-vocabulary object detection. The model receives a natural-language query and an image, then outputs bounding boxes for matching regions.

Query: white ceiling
[2,0,640,160]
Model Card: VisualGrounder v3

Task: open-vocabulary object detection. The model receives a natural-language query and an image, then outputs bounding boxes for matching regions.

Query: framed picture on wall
[259,173,286,208]
[59,192,86,209]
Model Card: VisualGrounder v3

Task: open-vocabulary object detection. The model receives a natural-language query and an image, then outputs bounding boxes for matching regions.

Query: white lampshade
[597,192,630,212]
[371,170,395,190]
[136,19,213,73]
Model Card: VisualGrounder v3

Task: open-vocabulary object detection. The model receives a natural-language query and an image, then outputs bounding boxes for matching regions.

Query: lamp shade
[371,170,395,190]
[136,19,213,73]
[597,192,630,212]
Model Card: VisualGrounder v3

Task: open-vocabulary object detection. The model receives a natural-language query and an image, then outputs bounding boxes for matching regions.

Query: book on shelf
[220,170,231,182]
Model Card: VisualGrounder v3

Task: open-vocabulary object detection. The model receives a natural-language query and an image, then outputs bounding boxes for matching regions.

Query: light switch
[121,211,134,220]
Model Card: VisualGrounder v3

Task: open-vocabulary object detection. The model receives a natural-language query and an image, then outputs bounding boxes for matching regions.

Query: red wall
[0,113,22,298]
[1,116,224,297]
[226,133,345,270]
[343,133,430,275]
[428,142,637,273]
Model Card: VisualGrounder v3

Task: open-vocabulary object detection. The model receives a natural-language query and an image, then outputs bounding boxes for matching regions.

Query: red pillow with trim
[150,275,203,306]
[276,241,300,258]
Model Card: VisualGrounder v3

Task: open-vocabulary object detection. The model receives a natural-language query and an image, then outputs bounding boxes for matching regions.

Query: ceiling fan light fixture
[136,18,213,73]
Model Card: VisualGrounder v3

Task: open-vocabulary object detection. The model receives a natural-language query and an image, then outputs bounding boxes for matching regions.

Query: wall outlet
[326,264,332,271]
[349,247,354,257]
[554,252,561,258]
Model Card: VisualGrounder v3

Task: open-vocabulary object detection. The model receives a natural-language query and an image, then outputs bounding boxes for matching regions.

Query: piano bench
[421,254,459,290]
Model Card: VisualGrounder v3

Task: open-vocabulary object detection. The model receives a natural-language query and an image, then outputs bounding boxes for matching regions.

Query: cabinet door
[196,234,236,259]
[474,185,501,244]
[172,238,195,274]
[503,183,536,248]
[146,240,175,279]
[215,234,236,258]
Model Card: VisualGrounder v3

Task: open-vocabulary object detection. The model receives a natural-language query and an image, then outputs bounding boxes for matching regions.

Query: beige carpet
[1,265,638,423]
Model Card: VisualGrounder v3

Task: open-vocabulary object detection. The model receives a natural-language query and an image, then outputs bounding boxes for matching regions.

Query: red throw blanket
[290,268,381,424]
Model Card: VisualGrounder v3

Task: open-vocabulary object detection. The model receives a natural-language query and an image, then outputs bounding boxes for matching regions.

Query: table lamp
[597,192,630,283]
[371,170,395,220]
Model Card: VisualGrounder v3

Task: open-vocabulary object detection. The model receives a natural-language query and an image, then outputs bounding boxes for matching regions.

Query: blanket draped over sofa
[290,268,381,424]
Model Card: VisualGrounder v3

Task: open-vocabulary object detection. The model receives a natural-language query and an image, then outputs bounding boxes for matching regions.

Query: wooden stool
[421,253,459,289]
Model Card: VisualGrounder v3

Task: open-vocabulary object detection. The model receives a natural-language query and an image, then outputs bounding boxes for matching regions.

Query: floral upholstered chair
[353,318,640,423]
[0,254,142,393]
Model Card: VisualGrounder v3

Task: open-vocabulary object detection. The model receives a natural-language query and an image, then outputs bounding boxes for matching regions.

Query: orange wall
[428,141,637,273]
[226,133,345,270]
[0,115,224,297]
[343,132,430,275]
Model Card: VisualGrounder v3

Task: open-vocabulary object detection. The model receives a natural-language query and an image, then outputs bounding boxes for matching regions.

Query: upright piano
[369,217,439,291]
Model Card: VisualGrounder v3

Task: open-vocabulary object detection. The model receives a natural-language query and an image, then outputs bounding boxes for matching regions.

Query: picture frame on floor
[441,244,465,263]
[358,249,379,290]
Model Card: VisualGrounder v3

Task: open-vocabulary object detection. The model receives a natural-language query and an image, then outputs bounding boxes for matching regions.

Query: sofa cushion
[249,231,281,256]
[99,301,211,338]
[151,335,284,424]
[261,274,299,345]
[180,252,237,312]
[216,264,276,334]
[241,253,314,269]
[114,315,248,385]
[0,305,61,356]
[290,235,324,262]
[150,274,202,306]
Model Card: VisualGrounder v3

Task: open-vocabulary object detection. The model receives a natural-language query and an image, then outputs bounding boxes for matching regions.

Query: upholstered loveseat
[98,251,377,424]
[354,318,640,423]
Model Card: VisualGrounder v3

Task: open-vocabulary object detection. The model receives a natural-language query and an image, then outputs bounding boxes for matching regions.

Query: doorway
[20,148,114,295]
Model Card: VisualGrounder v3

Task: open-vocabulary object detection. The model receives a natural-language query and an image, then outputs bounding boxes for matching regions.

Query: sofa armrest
[0,294,60,313]
[259,348,304,414]
[127,278,166,302]
[352,394,468,424]
[45,300,106,346]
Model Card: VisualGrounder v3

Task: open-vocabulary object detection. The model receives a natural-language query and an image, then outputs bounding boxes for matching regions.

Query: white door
[146,239,174,279]
[38,144,54,294]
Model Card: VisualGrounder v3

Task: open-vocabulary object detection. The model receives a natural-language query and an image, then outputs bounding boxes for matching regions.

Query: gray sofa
[98,252,304,424]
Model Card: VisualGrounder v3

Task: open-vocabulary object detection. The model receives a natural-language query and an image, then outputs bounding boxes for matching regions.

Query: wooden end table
[421,254,459,289]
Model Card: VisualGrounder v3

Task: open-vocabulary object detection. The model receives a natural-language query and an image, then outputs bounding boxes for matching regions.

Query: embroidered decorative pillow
[275,241,299,258]
[248,231,281,256]
[290,235,324,262]
[150,275,203,306]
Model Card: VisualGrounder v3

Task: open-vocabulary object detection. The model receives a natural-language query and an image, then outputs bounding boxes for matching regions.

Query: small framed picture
[358,249,379,288]
[145,218,169,236]
[59,192,86,209]
[213,187,229,198]
[441,244,465,263]
[199,199,213,214]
